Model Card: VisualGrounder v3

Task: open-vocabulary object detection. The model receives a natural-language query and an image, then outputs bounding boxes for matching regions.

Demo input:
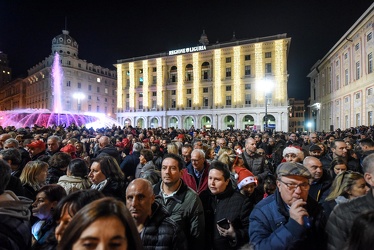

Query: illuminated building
[308,3,374,131]
[0,29,117,118]
[288,98,306,132]
[116,32,291,130]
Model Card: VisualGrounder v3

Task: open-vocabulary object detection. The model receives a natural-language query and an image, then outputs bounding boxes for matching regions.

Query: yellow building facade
[116,33,290,130]
[308,3,374,131]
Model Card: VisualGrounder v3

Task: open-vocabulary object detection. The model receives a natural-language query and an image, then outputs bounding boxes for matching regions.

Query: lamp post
[261,79,274,131]
[73,93,85,112]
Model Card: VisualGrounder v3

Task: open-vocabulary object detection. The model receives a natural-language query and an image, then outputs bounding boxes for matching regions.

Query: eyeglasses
[278,179,310,191]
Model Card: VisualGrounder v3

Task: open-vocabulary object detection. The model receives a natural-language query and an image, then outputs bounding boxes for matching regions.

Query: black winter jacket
[141,201,187,250]
[326,189,374,250]
[200,182,251,250]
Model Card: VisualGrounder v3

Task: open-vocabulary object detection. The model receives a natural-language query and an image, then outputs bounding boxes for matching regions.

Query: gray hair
[133,142,144,152]
[0,148,22,165]
[4,138,19,148]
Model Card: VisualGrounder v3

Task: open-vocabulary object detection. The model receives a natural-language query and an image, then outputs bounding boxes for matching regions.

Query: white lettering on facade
[169,45,206,55]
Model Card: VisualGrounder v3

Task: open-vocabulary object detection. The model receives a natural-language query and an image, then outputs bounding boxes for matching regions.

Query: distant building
[288,98,305,132]
[0,30,117,118]
[308,3,374,131]
[0,51,12,86]
[116,32,291,131]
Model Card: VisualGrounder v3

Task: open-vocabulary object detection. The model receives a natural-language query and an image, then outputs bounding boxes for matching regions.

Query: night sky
[0,0,373,101]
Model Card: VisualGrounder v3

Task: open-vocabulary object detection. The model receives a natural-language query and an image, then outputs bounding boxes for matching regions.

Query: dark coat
[94,145,121,164]
[200,182,251,250]
[142,201,187,250]
[326,189,374,250]
[46,167,65,184]
[241,151,270,183]
[120,151,141,178]
[308,170,332,203]
[153,179,205,250]
[96,178,126,202]
[249,189,327,250]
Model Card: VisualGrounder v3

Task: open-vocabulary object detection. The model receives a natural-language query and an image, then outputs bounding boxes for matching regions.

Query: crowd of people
[1,123,374,249]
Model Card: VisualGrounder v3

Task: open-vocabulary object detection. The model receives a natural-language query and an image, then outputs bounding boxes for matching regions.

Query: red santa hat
[235,166,257,190]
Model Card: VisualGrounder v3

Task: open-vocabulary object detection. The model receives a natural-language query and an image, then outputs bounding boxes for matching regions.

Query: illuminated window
[226,68,231,77]
[105,88,108,94]
[245,65,251,76]
[97,78,101,83]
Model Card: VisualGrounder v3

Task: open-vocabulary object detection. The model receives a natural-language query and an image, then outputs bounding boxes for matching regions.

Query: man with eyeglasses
[249,162,327,249]
[303,156,332,203]
[181,144,193,166]
[181,149,209,195]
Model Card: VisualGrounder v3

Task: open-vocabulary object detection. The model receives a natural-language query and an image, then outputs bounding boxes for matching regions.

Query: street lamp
[259,78,274,130]
[73,93,85,112]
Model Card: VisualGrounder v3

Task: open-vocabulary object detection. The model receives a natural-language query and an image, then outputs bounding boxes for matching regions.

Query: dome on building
[51,30,79,58]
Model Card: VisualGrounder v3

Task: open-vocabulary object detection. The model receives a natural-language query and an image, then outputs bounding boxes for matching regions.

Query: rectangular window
[152,92,157,96]
[355,43,360,51]
[245,65,251,76]
[265,52,272,58]
[265,63,272,74]
[245,94,251,105]
[336,75,340,90]
[226,68,231,77]
[345,69,349,85]
[344,53,348,60]
[152,100,156,108]
[97,87,100,93]
[77,82,81,89]
[368,32,373,42]
[345,96,349,103]
[88,95,91,100]
[171,90,176,95]
[203,97,209,107]
[356,113,361,126]
[152,76,157,84]
[226,86,231,91]
[152,67,157,72]
[97,106,100,112]
[187,89,192,94]
[345,115,349,128]
[187,98,192,107]
[244,55,251,61]
[97,78,101,83]
[245,84,251,90]
[139,92,143,97]
[226,57,231,63]
[88,104,91,111]
[369,111,373,125]
[171,99,176,108]
[356,61,360,80]
[226,96,232,106]
[368,88,373,96]
[356,93,360,99]
[66,81,71,87]
[368,53,373,74]
[138,101,143,110]
[105,88,108,94]
[203,87,208,93]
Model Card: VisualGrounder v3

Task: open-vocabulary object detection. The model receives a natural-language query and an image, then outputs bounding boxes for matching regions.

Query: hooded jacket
[0,190,33,250]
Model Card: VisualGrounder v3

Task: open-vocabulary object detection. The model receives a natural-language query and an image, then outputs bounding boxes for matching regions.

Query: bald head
[98,136,110,148]
[126,178,155,227]
[303,156,323,181]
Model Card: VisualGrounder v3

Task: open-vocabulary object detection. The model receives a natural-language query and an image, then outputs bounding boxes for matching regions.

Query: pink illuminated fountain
[0,53,119,129]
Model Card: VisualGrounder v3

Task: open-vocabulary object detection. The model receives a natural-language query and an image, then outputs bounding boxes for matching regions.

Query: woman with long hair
[57,197,143,250]
[322,171,369,217]
[89,155,126,201]
[20,160,49,200]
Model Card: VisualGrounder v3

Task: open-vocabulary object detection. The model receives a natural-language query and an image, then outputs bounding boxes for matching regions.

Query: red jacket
[181,161,210,195]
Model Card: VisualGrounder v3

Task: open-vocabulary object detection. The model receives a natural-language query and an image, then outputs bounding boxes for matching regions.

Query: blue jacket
[249,189,327,250]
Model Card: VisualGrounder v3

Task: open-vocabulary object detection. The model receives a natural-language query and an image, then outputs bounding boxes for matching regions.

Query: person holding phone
[200,161,251,249]
[249,162,327,249]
